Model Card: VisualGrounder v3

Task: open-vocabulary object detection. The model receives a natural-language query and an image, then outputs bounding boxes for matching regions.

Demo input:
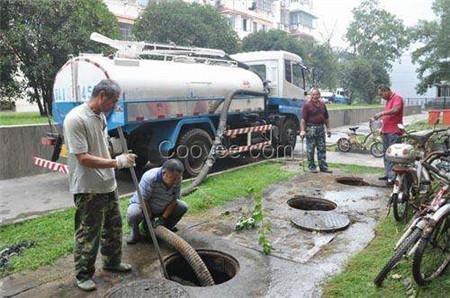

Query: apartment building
[103,0,317,41]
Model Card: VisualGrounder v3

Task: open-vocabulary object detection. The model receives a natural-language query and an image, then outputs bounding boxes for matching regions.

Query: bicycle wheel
[412,212,450,285]
[374,229,422,286]
[370,141,383,158]
[337,138,350,152]
[393,173,413,222]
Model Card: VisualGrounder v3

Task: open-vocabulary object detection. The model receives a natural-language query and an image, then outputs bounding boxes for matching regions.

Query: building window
[256,0,273,13]
[253,22,258,33]
[262,24,267,31]
[290,10,316,29]
[118,22,134,41]
[243,18,248,31]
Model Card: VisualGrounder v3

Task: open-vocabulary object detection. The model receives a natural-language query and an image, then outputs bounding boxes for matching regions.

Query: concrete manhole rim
[287,196,337,211]
[335,176,370,186]
[164,249,240,287]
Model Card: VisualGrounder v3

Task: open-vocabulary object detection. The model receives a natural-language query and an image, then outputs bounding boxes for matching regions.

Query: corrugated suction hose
[154,225,215,286]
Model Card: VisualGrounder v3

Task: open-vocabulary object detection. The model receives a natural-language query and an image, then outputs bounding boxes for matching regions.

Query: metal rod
[117,126,169,279]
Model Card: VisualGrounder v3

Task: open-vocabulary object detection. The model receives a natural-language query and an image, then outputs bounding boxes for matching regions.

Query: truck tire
[281,118,298,154]
[177,128,212,177]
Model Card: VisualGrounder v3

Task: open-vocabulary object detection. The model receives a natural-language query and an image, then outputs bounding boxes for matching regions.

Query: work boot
[320,168,333,173]
[126,233,141,245]
[103,263,132,273]
[310,168,318,173]
[77,279,96,292]
[378,176,388,181]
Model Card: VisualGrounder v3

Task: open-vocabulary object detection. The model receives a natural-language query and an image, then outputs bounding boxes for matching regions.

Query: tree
[241,29,305,56]
[340,56,390,104]
[410,0,450,94]
[133,1,239,54]
[346,0,409,69]
[0,0,119,116]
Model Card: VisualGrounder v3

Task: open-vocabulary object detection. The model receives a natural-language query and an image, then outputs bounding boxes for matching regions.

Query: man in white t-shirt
[64,79,136,292]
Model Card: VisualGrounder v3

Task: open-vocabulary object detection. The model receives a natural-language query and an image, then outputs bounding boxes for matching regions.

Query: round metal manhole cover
[104,279,190,298]
[291,211,350,232]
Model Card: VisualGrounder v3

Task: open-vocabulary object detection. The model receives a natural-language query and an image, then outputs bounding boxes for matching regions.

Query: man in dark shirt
[299,88,332,173]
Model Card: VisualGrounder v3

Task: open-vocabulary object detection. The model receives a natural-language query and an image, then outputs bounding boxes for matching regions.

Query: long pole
[117,126,169,278]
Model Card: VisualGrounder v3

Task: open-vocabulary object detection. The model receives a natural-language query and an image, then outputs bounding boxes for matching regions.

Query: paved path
[0,112,428,226]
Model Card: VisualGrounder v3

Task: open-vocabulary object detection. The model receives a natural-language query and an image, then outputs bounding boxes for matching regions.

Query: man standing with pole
[64,79,136,291]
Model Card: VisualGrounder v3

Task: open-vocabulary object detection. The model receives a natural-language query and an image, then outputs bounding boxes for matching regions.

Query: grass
[0,111,50,126]
[0,161,299,277]
[405,119,448,132]
[328,162,383,175]
[323,215,450,297]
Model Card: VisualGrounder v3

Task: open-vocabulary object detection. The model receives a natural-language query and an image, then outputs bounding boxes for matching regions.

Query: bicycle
[374,150,450,287]
[337,118,383,158]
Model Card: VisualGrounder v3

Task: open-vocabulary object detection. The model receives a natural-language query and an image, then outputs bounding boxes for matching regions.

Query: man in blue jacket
[126,159,187,244]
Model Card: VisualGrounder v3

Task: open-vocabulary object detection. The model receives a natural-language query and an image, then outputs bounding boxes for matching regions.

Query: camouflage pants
[306,125,328,171]
[74,189,122,281]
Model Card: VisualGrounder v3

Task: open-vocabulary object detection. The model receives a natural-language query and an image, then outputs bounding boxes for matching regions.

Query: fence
[404,97,450,110]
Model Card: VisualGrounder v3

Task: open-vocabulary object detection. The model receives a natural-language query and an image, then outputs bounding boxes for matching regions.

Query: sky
[312,0,438,97]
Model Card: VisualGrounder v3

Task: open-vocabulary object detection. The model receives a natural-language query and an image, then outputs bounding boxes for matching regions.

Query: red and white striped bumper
[32,157,69,174]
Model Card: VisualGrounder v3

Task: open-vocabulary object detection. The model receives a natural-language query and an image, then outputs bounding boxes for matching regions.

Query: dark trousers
[74,189,122,281]
[383,133,399,181]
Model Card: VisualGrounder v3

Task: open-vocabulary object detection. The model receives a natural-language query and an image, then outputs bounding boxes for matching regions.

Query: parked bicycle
[337,118,383,158]
[374,150,450,287]
[386,124,449,222]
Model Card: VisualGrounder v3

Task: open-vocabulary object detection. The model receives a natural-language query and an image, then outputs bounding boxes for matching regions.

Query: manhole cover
[105,279,190,298]
[164,249,239,287]
[335,176,369,186]
[291,211,350,232]
[287,196,337,211]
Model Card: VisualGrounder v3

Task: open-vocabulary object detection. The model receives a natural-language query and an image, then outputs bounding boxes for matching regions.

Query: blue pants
[383,133,399,181]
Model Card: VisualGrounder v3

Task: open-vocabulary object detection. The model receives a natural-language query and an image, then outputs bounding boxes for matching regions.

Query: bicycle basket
[370,119,382,133]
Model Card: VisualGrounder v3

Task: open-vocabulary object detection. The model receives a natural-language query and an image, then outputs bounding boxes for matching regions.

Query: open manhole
[164,249,239,287]
[335,176,369,186]
[287,196,337,211]
[105,279,190,298]
[291,211,350,232]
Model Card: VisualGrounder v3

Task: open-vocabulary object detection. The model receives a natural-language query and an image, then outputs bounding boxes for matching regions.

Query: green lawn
[327,103,383,110]
[0,111,50,126]
[0,161,300,277]
[324,215,449,297]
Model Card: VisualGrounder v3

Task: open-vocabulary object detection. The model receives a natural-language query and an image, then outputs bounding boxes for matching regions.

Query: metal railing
[404,97,450,110]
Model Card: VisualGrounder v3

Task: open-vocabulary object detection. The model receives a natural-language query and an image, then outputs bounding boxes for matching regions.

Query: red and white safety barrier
[223,140,272,155]
[33,157,69,175]
[224,124,272,137]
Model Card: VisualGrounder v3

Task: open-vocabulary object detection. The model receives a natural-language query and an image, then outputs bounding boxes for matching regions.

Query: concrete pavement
[0,112,428,226]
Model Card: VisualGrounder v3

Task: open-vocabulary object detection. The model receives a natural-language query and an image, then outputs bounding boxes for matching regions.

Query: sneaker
[320,168,333,173]
[102,263,132,273]
[386,180,394,186]
[77,279,96,292]
[378,176,388,181]
[310,168,318,173]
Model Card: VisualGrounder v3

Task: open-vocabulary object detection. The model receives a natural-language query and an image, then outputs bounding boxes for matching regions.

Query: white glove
[115,153,137,169]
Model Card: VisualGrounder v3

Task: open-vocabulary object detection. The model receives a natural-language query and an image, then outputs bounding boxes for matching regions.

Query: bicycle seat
[349,127,359,133]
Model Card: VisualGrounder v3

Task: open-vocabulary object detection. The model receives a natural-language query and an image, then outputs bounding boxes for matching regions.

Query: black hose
[154,225,215,286]
[181,89,268,196]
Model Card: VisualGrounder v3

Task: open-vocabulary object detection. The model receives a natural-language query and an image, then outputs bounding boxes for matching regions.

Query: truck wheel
[177,128,212,177]
[281,118,298,153]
